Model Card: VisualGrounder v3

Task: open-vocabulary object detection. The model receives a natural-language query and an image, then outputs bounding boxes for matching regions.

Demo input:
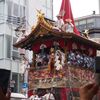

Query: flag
[59,0,80,35]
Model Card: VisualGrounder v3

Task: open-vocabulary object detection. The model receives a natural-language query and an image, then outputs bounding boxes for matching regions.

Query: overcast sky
[53,0,99,20]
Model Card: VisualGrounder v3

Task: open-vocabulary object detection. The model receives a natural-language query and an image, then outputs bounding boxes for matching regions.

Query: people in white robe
[53,14,64,31]
[62,19,74,33]
[54,50,65,71]
[42,89,55,100]
[29,89,42,100]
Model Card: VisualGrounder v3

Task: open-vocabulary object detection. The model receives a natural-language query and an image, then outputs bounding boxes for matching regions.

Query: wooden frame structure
[14,12,100,92]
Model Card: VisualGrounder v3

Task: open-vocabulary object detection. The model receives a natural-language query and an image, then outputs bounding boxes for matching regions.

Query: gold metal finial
[37,9,45,20]
[82,29,89,38]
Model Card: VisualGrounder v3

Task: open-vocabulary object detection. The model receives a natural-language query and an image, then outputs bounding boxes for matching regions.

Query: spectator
[42,89,55,100]
[53,14,64,31]
[79,82,99,100]
[29,89,41,100]
[0,87,11,100]
[62,19,74,33]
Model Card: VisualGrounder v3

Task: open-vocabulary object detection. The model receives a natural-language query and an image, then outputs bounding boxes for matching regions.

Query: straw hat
[65,19,72,23]
[50,48,54,52]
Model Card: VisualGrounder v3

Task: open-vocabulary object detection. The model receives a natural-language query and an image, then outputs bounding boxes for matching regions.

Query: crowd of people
[29,89,55,100]
[0,83,99,100]
[67,50,95,69]
[35,46,95,70]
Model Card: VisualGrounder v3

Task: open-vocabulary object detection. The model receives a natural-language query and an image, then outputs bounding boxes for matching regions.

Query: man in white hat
[53,14,64,31]
[29,89,42,100]
[56,14,64,29]
[62,18,74,33]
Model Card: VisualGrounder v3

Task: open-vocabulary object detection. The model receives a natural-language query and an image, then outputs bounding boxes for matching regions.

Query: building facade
[14,13,100,99]
[0,0,53,93]
[75,14,100,55]
[28,0,53,28]
[75,14,100,32]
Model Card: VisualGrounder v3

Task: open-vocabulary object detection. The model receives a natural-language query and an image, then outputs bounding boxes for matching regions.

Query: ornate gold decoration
[36,9,53,30]
[82,29,89,38]
[37,9,45,21]
[31,26,35,31]
[31,10,54,34]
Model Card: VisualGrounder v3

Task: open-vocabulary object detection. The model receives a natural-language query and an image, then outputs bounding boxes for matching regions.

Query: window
[7,1,26,25]
[40,0,46,6]
[12,37,20,59]
[0,35,4,58]
[13,0,25,6]
[13,37,18,50]
[94,18,100,28]
[5,35,19,59]
[43,6,53,19]
[79,20,86,25]
[20,5,25,17]
[19,74,23,91]
[12,73,18,92]
[47,0,52,9]
[11,73,22,92]
[12,51,20,59]
[20,0,26,6]
[5,35,11,58]
[13,3,19,17]
[75,22,79,26]
[46,9,52,19]
[0,1,4,23]
[13,0,19,4]
[41,0,52,9]
[7,1,13,23]
[78,20,87,31]
[86,18,94,28]
[87,23,94,28]
[87,18,94,23]
[0,0,5,2]
[78,24,86,31]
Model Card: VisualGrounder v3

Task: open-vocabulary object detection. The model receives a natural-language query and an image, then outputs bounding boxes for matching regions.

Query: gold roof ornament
[31,25,35,31]
[36,9,53,30]
[37,9,45,22]
[82,29,89,38]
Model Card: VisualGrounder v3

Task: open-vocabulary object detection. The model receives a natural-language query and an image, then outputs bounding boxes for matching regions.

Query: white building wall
[0,0,53,92]
[28,0,53,28]
[0,0,53,71]
[0,24,5,34]
[0,0,26,92]
[0,0,53,73]
[28,0,40,25]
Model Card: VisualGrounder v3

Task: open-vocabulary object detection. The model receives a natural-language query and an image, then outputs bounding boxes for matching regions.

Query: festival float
[13,0,100,99]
